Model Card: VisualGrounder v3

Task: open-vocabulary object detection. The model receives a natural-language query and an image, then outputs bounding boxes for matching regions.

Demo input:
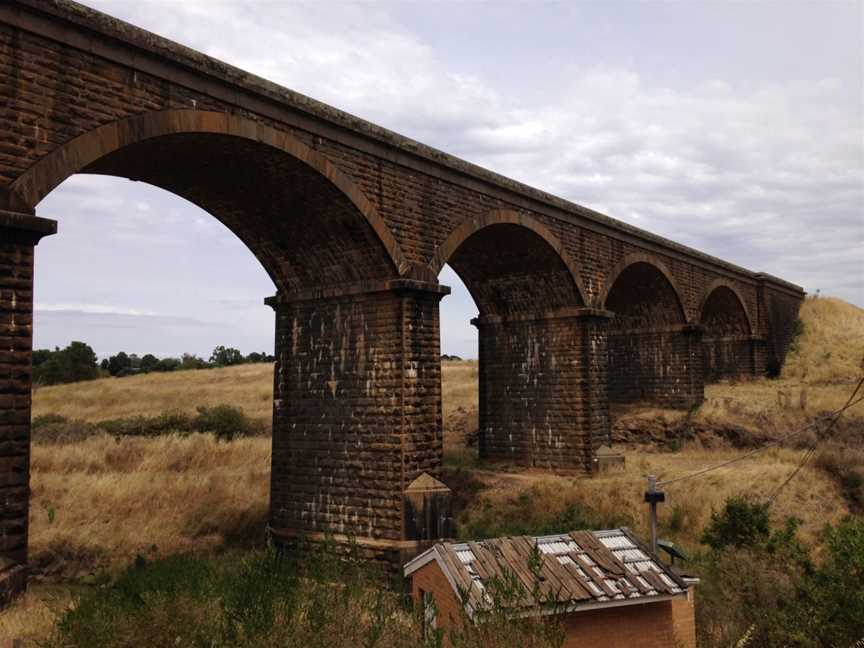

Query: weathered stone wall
[608,328,704,409]
[476,310,609,473]
[0,211,54,604]
[702,338,755,380]
[0,234,32,567]
[758,278,806,377]
[269,281,445,544]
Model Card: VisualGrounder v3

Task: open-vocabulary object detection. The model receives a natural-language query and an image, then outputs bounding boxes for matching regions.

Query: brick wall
[410,560,467,636]
[561,598,695,648]
[410,561,697,648]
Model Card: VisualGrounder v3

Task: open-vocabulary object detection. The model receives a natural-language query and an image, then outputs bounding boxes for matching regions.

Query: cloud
[36,303,157,316]
[35,2,863,358]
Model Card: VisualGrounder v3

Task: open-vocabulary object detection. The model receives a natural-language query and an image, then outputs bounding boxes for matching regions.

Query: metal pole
[647,475,658,554]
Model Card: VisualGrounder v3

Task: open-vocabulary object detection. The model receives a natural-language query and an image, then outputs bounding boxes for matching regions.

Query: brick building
[404,529,697,648]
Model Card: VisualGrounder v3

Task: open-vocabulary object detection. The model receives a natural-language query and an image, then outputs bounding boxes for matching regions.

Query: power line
[766,375,864,505]
[656,376,864,489]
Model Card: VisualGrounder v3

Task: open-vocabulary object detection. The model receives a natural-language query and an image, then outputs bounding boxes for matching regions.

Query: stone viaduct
[0,0,803,600]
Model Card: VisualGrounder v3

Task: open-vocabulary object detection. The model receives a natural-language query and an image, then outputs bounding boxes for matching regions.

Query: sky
[32,0,863,360]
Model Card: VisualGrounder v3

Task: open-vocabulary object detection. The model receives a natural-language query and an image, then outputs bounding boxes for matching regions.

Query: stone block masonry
[0,210,55,604]
[0,0,804,602]
[268,280,448,555]
[476,308,611,472]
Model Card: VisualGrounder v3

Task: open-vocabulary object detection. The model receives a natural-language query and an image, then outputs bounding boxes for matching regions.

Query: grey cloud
[33,1,864,359]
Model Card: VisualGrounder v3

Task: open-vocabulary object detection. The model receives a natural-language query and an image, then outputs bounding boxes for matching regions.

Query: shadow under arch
[429,209,586,314]
[431,209,595,472]
[700,280,758,381]
[8,110,409,291]
[699,279,754,334]
[602,253,703,410]
[600,252,687,322]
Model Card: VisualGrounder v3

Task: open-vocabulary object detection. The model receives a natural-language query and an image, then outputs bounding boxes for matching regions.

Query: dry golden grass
[783,296,864,383]
[32,363,275,422]
[29,433,270,577]
[0,586,70,643]
[441,360,479,418]
[466,445,849,550]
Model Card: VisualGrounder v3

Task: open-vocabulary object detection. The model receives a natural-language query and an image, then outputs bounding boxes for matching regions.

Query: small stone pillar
[403,472,452,542]
[0,210,56,605]
[473,307,612,473]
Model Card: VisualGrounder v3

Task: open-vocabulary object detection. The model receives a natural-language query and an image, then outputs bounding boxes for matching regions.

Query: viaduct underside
[0,0,804,602]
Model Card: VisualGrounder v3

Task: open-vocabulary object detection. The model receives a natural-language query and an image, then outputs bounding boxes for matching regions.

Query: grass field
[3,295,863,643]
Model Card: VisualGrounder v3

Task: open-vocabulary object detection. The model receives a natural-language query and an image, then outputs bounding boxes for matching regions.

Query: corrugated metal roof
[408,527,688,617]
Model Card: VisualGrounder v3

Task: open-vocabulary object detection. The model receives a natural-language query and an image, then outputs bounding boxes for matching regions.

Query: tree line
[32,342,275,386]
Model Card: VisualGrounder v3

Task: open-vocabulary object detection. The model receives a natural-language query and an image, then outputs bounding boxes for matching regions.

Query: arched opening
[30,175,278,577]
[604,260,701,409]
[700,285,754,380]
[434,215,594,472]
[12,111,409,573]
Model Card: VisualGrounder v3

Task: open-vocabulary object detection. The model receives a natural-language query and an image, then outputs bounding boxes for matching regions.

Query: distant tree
[32,349,53,367]
[99,358,110,372]
[32,341,99,385]
[246,351,267,363]
[128,354,141,369]
[180,353,208,371]
[140,354,159,372]
[210,346,244,367]
[152,357,181,372]
[107,352,131,377]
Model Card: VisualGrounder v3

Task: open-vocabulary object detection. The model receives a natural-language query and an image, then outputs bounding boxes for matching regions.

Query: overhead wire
[656,375,864,489]
[766,374,864,505]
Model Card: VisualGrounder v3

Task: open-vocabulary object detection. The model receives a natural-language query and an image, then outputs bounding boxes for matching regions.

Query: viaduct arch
[0,0,804,601]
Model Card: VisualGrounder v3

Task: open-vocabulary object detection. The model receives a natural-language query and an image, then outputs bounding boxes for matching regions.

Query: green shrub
[32,413,68,429]
[96,411,193,437]
[48,546,569,648]
[701,496,770,550]
[31,415,100,444]
[192,404,252,441]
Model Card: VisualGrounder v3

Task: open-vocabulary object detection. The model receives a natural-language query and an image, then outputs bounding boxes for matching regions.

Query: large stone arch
[8,110,410,290]
[430,209,585,316]
[700,280,759,380]
[430,209,587,307]
[699,279,754,335]
[431,209,601,471]
[600,253,687,321]
[602,255,701,409]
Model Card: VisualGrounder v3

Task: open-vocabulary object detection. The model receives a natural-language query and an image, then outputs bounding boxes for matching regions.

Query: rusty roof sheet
[405,528,688,618]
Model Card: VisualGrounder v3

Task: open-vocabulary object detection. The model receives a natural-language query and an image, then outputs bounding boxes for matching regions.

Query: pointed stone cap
[405,472,451,494]
[595,445,620,457]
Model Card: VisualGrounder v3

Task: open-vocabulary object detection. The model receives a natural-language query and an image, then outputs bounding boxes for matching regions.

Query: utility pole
[644,475,665,555]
